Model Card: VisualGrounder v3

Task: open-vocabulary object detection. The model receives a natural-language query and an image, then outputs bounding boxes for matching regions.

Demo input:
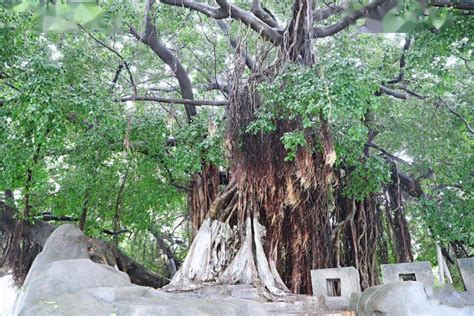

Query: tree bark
[166,0,338,295]
[79,192,89,231]
[384,171,414,263]
[189,164,220,238]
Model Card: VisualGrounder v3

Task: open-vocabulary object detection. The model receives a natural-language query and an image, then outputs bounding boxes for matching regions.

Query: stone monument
[458,258,474,291]
[381,261,434,289]
[310,267,361,310]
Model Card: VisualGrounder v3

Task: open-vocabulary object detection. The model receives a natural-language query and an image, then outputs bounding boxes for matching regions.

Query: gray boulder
[10,224,272,315]
[355,281,474,315]
[21,224,472,315]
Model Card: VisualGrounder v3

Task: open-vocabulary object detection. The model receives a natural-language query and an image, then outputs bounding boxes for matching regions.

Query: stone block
[458,258,474,291]
[381,261,434,289]
[311,267,361,310]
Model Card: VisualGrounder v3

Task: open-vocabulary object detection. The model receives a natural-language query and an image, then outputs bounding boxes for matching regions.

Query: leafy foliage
[1,1,472,277]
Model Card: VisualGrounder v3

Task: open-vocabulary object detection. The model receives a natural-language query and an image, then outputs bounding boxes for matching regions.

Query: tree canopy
[0,0,472,293]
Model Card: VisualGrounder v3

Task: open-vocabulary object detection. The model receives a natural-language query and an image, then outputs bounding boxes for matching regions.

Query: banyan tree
[1,0,472,297]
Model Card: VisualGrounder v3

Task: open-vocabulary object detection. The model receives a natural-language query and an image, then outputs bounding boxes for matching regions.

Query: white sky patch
[13,189,22,201]
[446,55,457,67]
[383,33,405,47]
[395,150,414,164]
[0,275,17,315]
[113,41,124,51]
[125,101,135,112]
[48,44,63,61]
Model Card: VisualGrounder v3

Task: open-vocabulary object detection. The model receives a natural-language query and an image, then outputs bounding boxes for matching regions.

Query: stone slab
[381,261,434,288]
[458,258,474,291]
[311,267,361,310]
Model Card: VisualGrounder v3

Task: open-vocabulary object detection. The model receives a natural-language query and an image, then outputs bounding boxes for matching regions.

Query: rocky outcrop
[12,224,325,316]
[352,281,474,315]
[17,224,473,315]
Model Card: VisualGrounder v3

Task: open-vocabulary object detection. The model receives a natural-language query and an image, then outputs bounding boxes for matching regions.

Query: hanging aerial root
[209,182,237,220]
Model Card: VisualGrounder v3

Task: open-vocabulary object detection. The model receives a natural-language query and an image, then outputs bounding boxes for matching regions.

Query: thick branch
[131,0,197,121]
[378,85,408,99]
[120,95,228,106]
[313,4,345,21]
[160,0,282,44]
[251,0,280,28]
[393,169,424,198]
[102,229,131,236]
[430,1,474,10]
[399,86,426,100]
[216,0,282,44]
[160,0,228,18]
[312,0,389,38]
[204,81,230,94]
[35,213,79,222]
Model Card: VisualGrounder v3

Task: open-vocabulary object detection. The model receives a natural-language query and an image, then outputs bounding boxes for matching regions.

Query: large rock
[458,258,474,291]
[12,225,271,315]
[13,224,327,316]
[23,224,473,315]
[354,281,474,315]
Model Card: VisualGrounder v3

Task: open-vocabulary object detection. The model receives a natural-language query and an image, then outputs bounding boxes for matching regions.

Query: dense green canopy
[0,1,472,289]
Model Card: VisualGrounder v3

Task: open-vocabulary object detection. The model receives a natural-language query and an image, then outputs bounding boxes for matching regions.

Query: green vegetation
[0,1,472,292]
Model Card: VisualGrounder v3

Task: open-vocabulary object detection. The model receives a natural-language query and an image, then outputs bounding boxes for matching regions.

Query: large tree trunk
[166,0,405,295]
[165,0,338,295]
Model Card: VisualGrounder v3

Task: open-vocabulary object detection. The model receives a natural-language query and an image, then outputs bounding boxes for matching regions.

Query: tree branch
[111,63,124,90]
[120,95,228,106]
[430,1,474,10]
[251,0,280,28]
[204,81,230,94]
[78,24,137,95]
[313,4,346,22]
[378,85,409,99]
[366,142,414,165]
[393,168,424,198]
[102,229,131,236]
[439,98,474,134]
[217,21,256,71]
[399,86,426,99]
[33,212,78,222]
[160,0,228,19]
[160,0,282,44]
[312,0,389,38]
[131,0,198,121]
[387,37,411,84]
